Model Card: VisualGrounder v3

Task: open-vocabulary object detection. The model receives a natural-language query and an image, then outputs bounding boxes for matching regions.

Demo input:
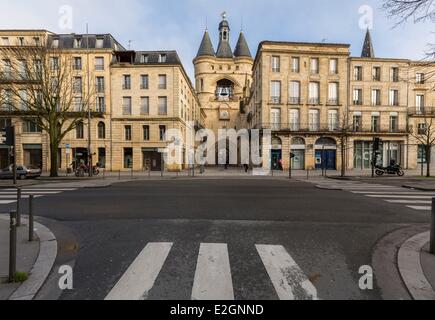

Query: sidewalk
[0,217,39,300]
[397,231,435,300]
[0,215,57,300]
[0,167,433,189]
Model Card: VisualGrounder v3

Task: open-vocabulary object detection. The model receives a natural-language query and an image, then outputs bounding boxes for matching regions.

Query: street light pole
[86,24,93,177]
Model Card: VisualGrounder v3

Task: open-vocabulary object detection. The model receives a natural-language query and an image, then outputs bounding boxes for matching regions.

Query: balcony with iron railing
[408,107,435,116]
[288,97,301,105]
[269,96,281,104]
[327,98,339,106]
[308,98,320,105]
[0,72,40,84]
[260,122,408,134]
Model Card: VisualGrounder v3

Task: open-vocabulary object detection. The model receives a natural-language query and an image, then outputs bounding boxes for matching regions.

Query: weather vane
[221,11,227,20]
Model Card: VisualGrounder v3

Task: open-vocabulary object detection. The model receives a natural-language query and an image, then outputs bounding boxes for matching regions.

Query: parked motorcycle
[375,163,405,177]
[75,164,100,177]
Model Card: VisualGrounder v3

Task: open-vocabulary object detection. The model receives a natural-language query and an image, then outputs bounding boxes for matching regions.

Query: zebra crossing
[0,187,77,205]
[312,179,434,212]
[104,242,318,301]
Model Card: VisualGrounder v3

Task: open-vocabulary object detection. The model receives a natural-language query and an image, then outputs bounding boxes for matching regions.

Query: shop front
[314,138,337,170]
[271,137,283,171]
[291,137,306,170]
[354,140,405,169]
[23,144,42,169]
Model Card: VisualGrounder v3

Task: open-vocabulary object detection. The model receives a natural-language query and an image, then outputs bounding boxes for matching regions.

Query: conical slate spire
[216,14,233,58]
[361,29,375,58]
[216,40,233,58]
[234,31,252,58]
[196,30,215,58]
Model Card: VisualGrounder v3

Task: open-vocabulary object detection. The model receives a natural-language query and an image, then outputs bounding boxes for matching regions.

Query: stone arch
[315,137,337,146]
[291,137,305,145]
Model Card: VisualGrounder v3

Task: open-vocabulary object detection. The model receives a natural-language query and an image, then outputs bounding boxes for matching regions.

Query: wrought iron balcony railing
[259,122,408,134]
[408,107,435,116]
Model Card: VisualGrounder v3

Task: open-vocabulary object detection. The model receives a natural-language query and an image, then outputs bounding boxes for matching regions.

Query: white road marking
[406,206,431,211]
[386,200,432,204]
[105,242,173,300]
[0,200,16,204]
[256,244,318,300]
[191,243,234,300]
[352,191,435,195]
[2,188,77,191]
[0,191,61,195]
[0,195,43,199]
[367,195,433,199]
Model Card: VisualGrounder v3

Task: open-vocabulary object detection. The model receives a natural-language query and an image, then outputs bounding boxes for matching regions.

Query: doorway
[142,150,162,171]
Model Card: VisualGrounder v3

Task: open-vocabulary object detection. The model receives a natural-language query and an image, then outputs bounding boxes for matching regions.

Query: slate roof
[234,32,252,58]
[47,34,125,50]
[196,30,215,57]
[361,29,375,58]
[216,40,233,58]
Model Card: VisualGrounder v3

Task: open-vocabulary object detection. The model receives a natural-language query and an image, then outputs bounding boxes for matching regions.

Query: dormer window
[140,54,149,63]
[52,38,59,48]
[74,38,82,48]
[96,38,104,48]
[159,54,167,63]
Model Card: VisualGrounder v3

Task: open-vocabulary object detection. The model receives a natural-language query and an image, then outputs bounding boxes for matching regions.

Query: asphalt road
[2,178,430,300]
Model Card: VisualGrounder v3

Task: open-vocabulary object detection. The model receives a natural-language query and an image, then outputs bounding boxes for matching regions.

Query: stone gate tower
[193,13,253,140]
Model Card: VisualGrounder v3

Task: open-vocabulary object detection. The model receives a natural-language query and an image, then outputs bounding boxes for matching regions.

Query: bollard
[307,169,309,180]
[16,187,21,227]
[29,195,34,242]
[131,167,133,179]
[9,210,17,283]
[430,198,435,254]
[118,170,121,180]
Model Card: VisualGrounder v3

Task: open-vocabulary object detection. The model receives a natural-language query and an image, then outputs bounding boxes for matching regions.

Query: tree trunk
[49,140,59,177]
[341,135,346,177]
[426,146,431,178]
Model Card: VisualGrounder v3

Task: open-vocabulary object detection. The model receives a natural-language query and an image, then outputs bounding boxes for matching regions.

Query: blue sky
[0,0,433,78]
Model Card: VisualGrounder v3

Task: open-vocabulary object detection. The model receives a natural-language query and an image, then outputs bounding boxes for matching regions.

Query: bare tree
[409,114,435,177]
[336,110,353,177]
[0,45,96,177]
[383,0,434,23]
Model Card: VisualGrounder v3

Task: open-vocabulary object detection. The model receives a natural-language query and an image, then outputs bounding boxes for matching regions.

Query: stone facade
[1,24,435,173]
[193,15,253,162]
[246,32,435,172]
[0,30,203,172]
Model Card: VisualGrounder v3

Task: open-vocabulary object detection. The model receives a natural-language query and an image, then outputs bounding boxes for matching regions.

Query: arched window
[216,79,234,101]
[98,122,105,139]
[292,137,305,145]
[316,137,336,146]
[76,121,84,139]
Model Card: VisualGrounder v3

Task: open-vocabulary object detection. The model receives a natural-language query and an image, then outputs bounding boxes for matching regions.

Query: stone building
[193,13,253,162]
[0,30,203,172]
[0,30,123,171]
[246,29,435,172]
[110,50,202,171]
[246,40,350,171]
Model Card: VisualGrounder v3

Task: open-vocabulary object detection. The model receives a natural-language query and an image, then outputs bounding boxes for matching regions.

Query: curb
[398,231,435,300]
[0,215,57,300]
